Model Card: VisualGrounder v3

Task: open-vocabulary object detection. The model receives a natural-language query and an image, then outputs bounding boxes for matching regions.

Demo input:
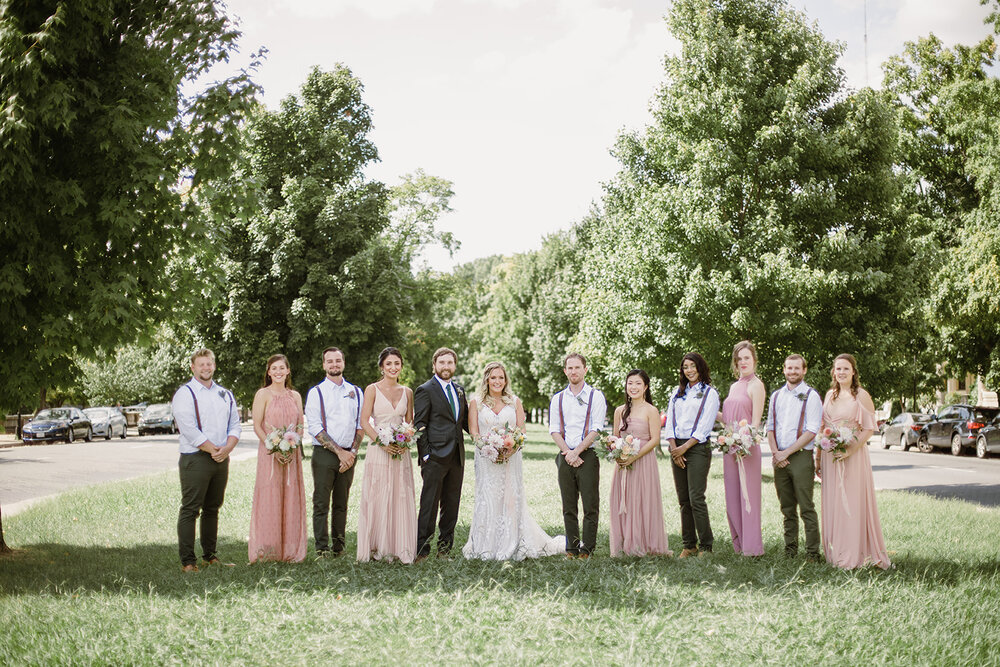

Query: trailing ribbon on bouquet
[618,470,629,514]
[737,455,751,514]
[836,458,852,518]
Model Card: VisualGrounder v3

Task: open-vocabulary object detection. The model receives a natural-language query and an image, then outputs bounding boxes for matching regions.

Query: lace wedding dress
[462,401,564,560]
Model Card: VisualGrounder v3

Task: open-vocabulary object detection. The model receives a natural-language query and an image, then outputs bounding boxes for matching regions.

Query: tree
[211,68,455,400]
[0,0,260,411]
[77,326,191,405]
[577,0,923,404]
[884,26,1000,385]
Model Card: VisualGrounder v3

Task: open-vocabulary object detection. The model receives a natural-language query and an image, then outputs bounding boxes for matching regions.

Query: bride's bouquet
[475,423,524,464]
[817,423,856,458]
[375,421,417,459]
[714,420,765,458]
[264,424,302,463]
[594,429,641,470]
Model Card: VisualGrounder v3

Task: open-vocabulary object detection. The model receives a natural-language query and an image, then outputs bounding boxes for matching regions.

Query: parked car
[880,412,932,451]
[83,407,128,440]
[21,407,93,443]
[974,414,1000,459]
[137,403,176,435]
[917,404,1000,456]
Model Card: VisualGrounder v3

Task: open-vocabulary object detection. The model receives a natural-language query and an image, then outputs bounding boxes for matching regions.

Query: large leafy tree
[578,0,921,403]
[0,0,259,411]
[212,68,455,400]
[885,25,1000,386]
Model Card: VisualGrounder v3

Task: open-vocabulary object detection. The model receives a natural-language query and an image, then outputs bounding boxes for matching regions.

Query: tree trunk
[40,386,48,410]
[0,504,10,553]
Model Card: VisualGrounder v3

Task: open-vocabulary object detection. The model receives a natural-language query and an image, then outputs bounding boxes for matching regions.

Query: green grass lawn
[3,424,1000,665]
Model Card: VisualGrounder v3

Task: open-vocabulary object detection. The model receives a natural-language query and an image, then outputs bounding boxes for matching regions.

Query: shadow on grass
[4,533,997,612]
[893,484,1000,507]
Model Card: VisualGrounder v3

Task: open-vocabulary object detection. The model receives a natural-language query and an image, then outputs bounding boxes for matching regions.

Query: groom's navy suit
[413,375,469,557]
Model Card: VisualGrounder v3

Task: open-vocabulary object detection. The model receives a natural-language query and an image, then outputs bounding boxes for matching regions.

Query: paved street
[2,430,999,516]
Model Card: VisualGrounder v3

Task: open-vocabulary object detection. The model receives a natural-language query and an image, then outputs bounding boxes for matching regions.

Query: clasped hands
[562,448,584,468]
[669,443,688,469]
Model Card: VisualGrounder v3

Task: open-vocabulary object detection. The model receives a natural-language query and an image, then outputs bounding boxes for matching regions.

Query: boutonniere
[694,391,704,399]
[796,392,807,402]
[217,389,227,400]
[575,394,586,406]
[345,390,356,400]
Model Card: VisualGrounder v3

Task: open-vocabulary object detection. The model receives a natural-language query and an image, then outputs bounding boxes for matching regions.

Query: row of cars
[880,403,1000,458]
[20,404,178,443]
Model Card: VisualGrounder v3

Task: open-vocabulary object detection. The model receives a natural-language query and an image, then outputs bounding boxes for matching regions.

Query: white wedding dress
[462,401,564,560]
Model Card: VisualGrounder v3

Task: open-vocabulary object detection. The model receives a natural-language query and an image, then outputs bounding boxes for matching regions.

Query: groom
[413,347,469,561]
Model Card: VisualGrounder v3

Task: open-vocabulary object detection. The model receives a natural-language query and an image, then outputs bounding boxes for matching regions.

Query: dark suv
[917,404,1000,456]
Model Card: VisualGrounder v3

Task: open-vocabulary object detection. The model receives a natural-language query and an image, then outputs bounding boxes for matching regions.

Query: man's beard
[437,369,453,380]
[326,370,343,378]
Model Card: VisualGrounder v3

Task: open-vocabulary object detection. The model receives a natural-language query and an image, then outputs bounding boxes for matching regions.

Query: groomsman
[304,347,363,557]
[413,347,469,560]
[549,353,606,559]
[171,349,241,572]
[766,354,823,561]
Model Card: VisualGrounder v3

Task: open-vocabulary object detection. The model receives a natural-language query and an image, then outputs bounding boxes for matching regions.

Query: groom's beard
[326,370,343,379]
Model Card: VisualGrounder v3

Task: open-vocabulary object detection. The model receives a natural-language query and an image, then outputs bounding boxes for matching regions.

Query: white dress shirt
[548,383,607,449]
[664,382,720,443]
[171,378,241,454]
[765,382,823,450]
[305,377,362,449]
[435,374,460,420]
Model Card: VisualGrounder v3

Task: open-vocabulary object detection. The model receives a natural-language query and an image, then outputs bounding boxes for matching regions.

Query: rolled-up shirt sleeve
[588,391,608,433]
[226,391,241,439]
[692,388,720,442]
[765,393,776,433]
[548,394,561,435]
[353,387,363,430]
[803,392,823,435]
[664,397,676,441]
[304,387,323,438]
[172,387,209,447]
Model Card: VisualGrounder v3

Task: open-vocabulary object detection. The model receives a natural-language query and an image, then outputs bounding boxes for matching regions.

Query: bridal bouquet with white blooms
[595,430,641,469]
[475,424,524,464]
[375,421,417,459]
[714,420,765,458]
[264,425,302,463]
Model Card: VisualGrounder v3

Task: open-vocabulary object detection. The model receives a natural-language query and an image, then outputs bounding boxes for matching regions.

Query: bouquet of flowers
[595,429,641,469]
[375,421,417,459]
[264,425,302,463]
[714,419,765,458]
[817,423,856,457]
[475,423,525,464]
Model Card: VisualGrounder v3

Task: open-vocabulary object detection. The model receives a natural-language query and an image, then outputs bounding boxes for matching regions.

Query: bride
[462,361,564,560]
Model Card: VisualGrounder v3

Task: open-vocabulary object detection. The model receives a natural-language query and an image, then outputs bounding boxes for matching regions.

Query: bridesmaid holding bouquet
[719,341,766,556]
[356,347,418,563]
[817,353,890,569]
[608,369,672,557]
[248,354,308,563]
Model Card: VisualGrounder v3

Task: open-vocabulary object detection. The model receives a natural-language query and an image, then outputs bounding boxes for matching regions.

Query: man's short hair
[432,347,458,365]
[563,352,587,368]
[322,346,343,361]
[190,348,215,364]
[785,353,807,369]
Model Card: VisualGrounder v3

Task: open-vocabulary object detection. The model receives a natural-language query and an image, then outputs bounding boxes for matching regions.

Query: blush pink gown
[820,390,891,569]
[721,375,764,556]
[248,391,307,563]
[608,415,671,556]
[356,386,417,563]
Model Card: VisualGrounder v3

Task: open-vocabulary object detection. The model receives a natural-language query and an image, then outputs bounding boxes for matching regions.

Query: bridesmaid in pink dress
[817,353,890,569]
[248,354,308,563]
[356,347,417,563]
[719,341,766,556]
[608,370,672,557]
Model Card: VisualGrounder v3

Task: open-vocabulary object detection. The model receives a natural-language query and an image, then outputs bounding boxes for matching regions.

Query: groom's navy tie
[446,383,458,420]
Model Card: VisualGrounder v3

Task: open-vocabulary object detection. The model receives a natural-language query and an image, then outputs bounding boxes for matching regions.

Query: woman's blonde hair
[477,361,515,409]
[730,340,757,378]
[829,353,861,399]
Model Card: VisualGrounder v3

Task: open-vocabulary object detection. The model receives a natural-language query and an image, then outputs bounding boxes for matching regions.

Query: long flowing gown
[462,401,564,560]
[608,414,671,557]
[820,391,891,569]
[721,375,764,556]
[356,386,417,563]
[248,391,307,563]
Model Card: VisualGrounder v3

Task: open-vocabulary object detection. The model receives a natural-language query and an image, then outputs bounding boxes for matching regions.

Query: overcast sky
[220,0,995,270]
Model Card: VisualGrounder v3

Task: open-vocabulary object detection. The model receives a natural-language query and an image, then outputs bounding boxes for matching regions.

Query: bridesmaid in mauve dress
[356,347,417,563]
[817,353,890,570]
[248,354,308,563]
[608,370,672,557]
[719,341,766,556]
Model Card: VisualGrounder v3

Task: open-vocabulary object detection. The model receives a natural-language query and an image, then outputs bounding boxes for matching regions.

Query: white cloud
[275,0,437,20]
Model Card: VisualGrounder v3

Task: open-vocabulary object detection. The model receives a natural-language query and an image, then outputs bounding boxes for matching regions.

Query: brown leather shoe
[577,553,590,560]
[202,558,235,568]
[181,564,199,573]
[678,548,698,559]
[565,553,576,560]
[698,549,713,558]
[414,554,429,564]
